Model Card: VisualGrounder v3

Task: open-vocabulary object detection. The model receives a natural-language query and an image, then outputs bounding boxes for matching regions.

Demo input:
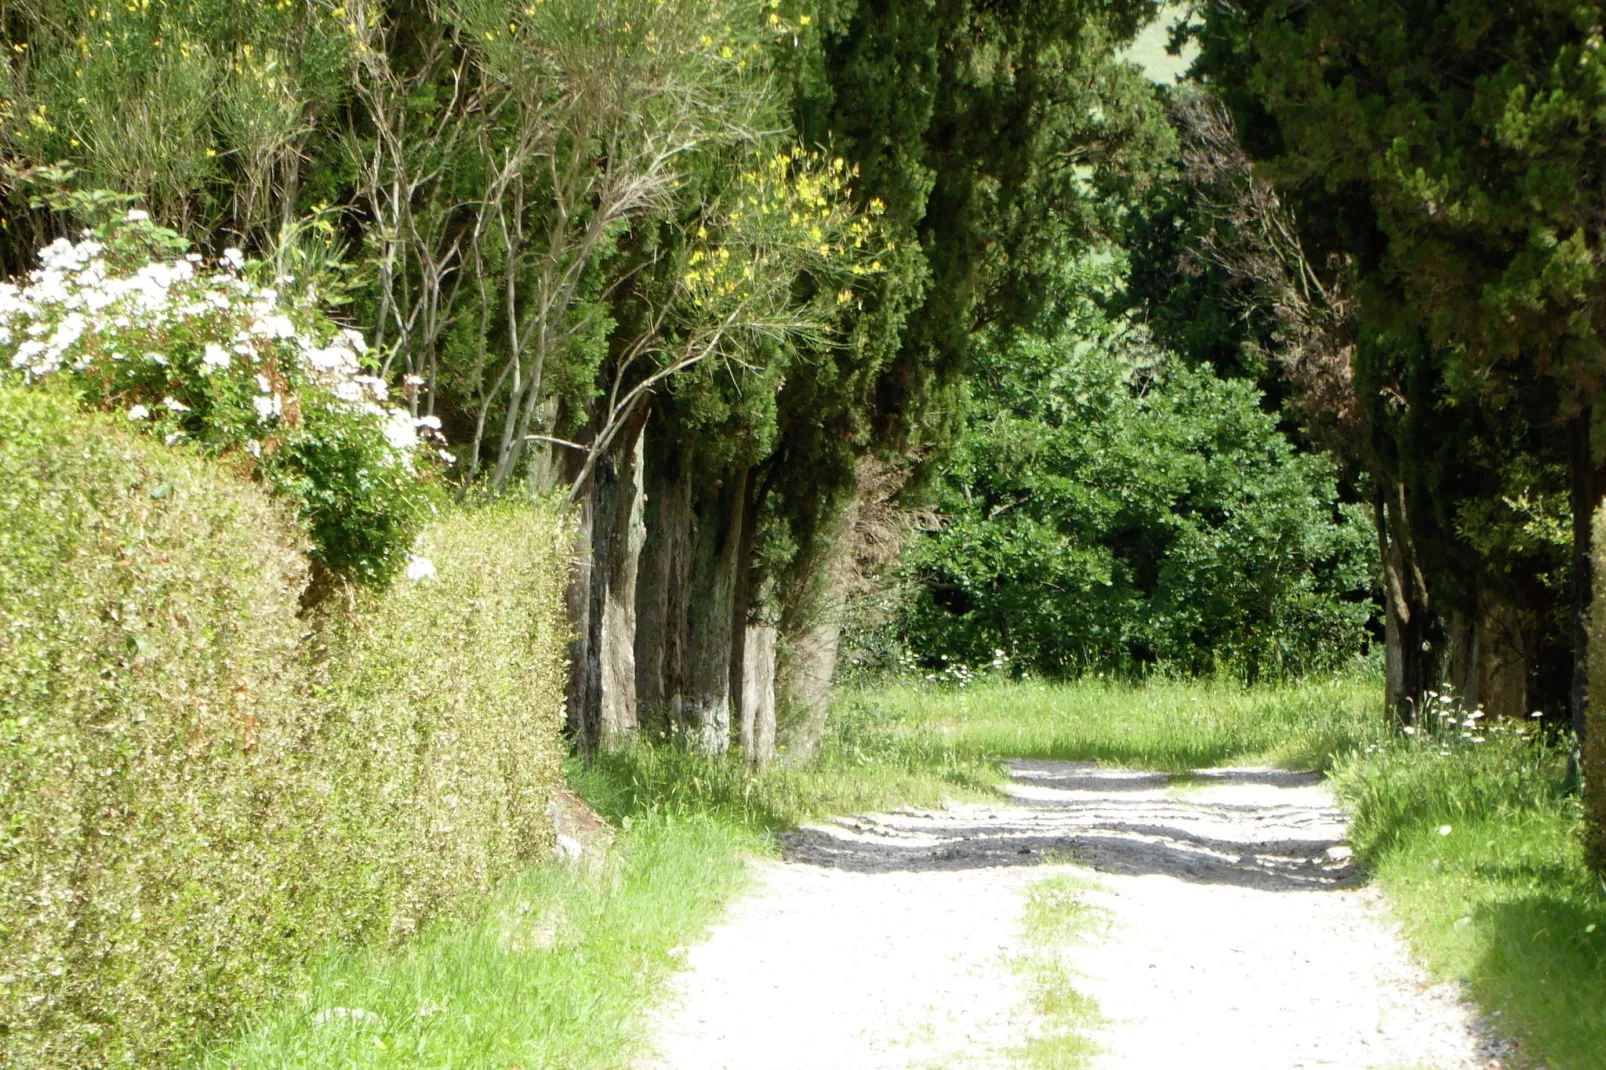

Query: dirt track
[641,761,1505,1069]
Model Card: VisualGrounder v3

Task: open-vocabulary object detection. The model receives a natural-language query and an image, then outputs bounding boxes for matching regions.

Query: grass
[195,812,763,1069]
[1010,874,1106,1069]
[828,672,1384,773]
[1331,730,1606,1070]
[199,671,1604,1070]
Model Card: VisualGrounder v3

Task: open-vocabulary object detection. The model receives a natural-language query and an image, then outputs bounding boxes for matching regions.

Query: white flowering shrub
[0,213,438,583]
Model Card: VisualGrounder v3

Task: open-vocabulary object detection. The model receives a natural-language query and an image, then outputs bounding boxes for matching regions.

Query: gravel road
[640,760,1504,1069]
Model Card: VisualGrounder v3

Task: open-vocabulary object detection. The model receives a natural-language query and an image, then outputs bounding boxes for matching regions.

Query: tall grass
[829,672,1383,773]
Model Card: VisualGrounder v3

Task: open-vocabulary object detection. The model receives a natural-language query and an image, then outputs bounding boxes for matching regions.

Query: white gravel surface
[640,761,1502,1070]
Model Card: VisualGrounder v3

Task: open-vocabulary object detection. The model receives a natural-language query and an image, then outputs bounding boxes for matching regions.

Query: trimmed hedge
[0,387,568,1066]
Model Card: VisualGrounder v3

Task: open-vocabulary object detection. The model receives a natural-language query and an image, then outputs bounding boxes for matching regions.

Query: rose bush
[0,211,437,583]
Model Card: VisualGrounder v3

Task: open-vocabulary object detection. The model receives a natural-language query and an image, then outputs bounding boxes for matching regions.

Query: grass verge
[197,811,762,1069]
[1331,734,1606,1070]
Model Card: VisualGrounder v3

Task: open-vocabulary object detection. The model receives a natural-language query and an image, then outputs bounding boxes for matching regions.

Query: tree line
[4,1,1604,853]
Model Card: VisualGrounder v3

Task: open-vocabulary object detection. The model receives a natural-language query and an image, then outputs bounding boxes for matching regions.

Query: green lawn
[199,673,1605,1070]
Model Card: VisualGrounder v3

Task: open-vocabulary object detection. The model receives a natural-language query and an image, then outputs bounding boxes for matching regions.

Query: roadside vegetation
[4,1,1606,1067]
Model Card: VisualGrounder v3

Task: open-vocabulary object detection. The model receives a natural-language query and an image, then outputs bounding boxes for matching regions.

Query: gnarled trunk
[568,409,648,755]
[1377,475,1445,726]
[636,443,695,738]
[681,468,748,755]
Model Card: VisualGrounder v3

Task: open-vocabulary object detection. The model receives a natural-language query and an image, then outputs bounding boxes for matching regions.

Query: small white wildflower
[1437,825,1453,836]
[403,373,426,387]
[438,449,457,464]
[123,209,150,223]
[253,394,282,421]
[406,554,437,582]
[127,404,150,421]
[202,343,231,370]
[256,374,273,394]
[1402,726,1416,735]
[222,247,246,270]
[146,352,169,366]
[162,397,190,413]
[416,414,442,430]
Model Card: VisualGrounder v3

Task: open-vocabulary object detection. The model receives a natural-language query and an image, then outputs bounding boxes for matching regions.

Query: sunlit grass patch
[196,813,761,1069]
[1332,736,1606,1070]
[831,672,1382,774]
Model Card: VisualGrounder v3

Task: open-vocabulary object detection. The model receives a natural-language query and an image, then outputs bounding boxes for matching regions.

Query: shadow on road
[781,761,1356,891]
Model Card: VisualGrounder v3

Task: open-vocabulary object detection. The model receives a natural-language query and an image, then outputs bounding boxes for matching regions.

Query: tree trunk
[740,624,778,768]
[567,408,649,756]
[595,420,647,749]
[1377,475,1444,726]
[1475,592,1531,722]
[681,468,748,755]
[636,445,695,738]
[775,492,858,767]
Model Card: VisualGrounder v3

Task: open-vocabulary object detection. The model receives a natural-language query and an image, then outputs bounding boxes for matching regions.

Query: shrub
[0,388,568,1066]
[0,213,436,584]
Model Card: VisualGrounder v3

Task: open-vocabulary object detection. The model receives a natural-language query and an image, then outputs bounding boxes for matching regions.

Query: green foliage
[0,389,567,1066]
[893,263,1375,680]
[0,216,433,583]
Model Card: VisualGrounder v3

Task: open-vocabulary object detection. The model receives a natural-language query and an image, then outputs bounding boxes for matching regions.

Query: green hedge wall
[0,388,568,1066]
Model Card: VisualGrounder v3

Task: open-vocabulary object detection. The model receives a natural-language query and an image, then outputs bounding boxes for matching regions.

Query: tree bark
[775,492,858,767]
[1377,475,1444,726]
[635,444,695,738]
[595,420,647,749]
[741,624,778,768]
[681,468,748,755]
[567,407,649,756]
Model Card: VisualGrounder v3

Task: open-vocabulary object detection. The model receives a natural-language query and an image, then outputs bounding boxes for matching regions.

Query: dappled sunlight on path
[642,761,1507,1070]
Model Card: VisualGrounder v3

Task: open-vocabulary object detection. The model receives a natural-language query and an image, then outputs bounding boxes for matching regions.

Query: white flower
[438,449,457,464]
[222,248,246,270]
[338,327,368,354]
[403,374,426,387]
[253,394,282,421]
[406,554,437,582]
[146,352,169,366]
[202,343,231,369]
[162,397,190,413]
[124,209,150,223]
[249,313,296,340]
[382,409,418,453]
[127,404,150,420]
[416,414,442,430]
